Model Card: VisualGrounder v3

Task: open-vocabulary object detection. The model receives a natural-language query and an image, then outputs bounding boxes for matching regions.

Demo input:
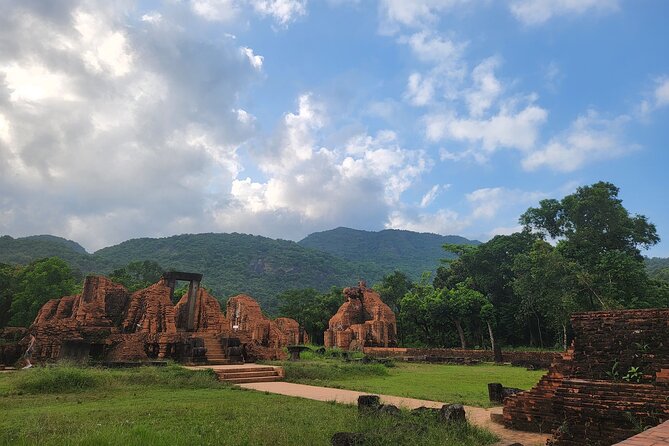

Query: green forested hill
[0,229,481,313]
[299,227,480,280]
[93,233,385,312]
[646,257,669,282]
[0,235,102,274]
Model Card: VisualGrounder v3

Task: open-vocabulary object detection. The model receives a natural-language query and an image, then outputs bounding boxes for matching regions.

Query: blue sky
[0,0,668,256]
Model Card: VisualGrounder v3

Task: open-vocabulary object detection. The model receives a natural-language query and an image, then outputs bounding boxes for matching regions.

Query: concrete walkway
[239,381,550,446]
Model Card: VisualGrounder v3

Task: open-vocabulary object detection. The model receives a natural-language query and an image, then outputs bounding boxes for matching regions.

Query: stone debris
[24,274,304,364]
[324,281,397,350]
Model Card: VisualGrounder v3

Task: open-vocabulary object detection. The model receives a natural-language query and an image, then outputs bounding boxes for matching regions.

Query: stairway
[214,366,283,384]
[200,334,232,365]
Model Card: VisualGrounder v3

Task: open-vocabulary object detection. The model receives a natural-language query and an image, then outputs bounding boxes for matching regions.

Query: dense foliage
[2,258,79,328]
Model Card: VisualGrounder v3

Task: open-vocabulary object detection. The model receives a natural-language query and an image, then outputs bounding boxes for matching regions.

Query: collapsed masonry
[28,273,305,363]
[324,281,397,350]
[504,308,669,446]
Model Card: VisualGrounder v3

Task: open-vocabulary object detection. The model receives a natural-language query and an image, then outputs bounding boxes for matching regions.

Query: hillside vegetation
[299,227,479,279]
[0,229,481,312]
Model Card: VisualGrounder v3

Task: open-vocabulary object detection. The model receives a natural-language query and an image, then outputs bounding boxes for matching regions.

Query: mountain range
[0,228,479,313]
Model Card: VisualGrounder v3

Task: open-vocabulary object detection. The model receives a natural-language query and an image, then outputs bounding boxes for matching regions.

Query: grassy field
[276,359,546,408]
[0,364,497,446]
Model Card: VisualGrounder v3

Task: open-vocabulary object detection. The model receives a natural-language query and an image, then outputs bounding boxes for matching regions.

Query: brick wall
[363,346,556,368]
[503,308,669,446]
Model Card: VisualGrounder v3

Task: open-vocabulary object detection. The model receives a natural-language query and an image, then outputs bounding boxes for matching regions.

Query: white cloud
[248,0,307,25]
[405,72,435,106]
[489,225,523,237]
[241,47,264,70]
[654,77,669,108]
[401,31,464,64]
[220,95,432,238]
[386,208,468,235]
[141,12,163,23]
[190,0,306,25]
[426,102,548,153]
[467,187,545,220]
[378,0,472,32]
[0,1,261,250]
[510,0,619,25]
[522,111,635,172]
[190,0,241,22]
[400,32,467,107]
[419,184,444,208]
[466,57,502,117]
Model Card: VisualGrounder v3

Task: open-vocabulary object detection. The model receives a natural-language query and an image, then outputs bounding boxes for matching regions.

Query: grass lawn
[277,360,546,408]
[0,364,497,446]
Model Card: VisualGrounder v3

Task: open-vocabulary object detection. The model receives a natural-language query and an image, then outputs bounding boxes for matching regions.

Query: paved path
[239,381,549,445]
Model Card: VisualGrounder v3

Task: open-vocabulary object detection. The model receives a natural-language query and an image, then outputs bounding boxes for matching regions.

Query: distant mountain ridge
[299,227,480,280]
[0,228,481,313]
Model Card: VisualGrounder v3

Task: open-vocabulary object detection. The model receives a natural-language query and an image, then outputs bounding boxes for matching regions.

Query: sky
[0,0,668,256]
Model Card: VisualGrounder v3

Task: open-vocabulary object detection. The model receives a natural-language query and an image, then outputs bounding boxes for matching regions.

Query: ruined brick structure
[25,274,303,364]
[504,308,669,446]
[324,281,397,350]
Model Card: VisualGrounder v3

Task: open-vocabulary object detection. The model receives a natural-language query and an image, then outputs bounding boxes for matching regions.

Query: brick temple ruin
[504,308,669,446]
[324,281,397,350]
[23,273,305,364]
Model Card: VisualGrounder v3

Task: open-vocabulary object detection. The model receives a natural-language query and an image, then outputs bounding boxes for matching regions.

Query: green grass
[0,364,497,446]
[278,361,545,408]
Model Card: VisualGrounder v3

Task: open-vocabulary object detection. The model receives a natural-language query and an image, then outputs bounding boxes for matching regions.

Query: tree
[109,260,164,292]
[520,181,660,310]
[439,283,489,349]
[373,271,413,314]
[513,240,576,349]
[9,258,78,327]
[0,263,19,328]
[439,232,537,346]
[277,287,342,344]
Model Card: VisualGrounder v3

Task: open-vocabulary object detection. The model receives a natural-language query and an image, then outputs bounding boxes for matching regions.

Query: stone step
[222,376,281,384]
[206,359,234,365]
[219,371,278,379]
[215,367,277,374]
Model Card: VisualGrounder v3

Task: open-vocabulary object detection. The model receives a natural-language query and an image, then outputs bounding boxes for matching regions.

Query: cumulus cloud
[466,187,545,220]
[217,95,432,239]
[466,57,502,117]
[522,111,635,172]
[378,0,472,33]
[509,0,620,25]
[425,102,548,153]
[249,0,307,25]
[0,1,262,250]
[385,208,468,235]
[400,32,467,107]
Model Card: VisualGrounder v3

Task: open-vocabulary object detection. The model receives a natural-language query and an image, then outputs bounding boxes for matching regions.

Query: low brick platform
[615,420,669,445]
[363,347,556,368]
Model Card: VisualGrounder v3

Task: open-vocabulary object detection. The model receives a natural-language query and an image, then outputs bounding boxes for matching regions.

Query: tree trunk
[486,321,502,364]
[562,324,567,350]
[455,320,467,349]
[535,313,544,349]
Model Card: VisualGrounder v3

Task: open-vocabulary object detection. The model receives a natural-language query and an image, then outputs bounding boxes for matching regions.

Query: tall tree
[277,287,342,344]
[373,271,413,314]
[0,263,19,328]
[520,181,661,310]
[9,258,78,327]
